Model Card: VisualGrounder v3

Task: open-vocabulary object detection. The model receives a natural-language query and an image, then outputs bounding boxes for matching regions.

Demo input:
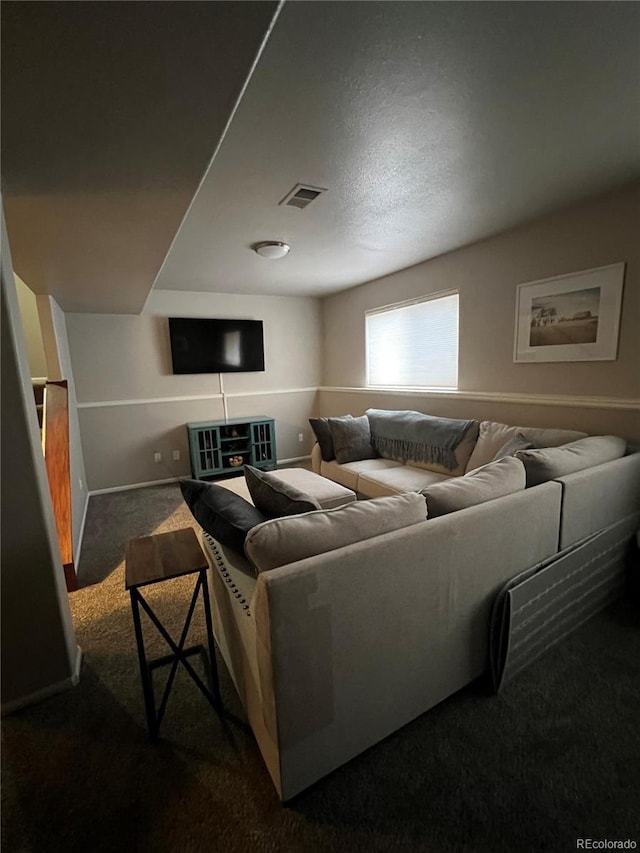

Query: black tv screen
[168,317,265,374]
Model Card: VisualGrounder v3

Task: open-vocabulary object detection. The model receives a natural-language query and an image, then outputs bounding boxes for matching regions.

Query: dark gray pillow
[179,479,266,554]
[492,432,535,462]
[328,414,378,464]
[244,465,321,518]
[309,416,343,462]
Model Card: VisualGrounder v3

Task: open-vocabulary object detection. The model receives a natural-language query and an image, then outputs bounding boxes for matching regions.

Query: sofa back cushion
[466,421,588,472]
[421,456,526,518]
[244,492,426,573]
[515,435,627,487]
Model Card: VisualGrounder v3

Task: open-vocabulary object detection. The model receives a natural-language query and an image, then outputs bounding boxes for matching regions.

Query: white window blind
[366,292,459,388]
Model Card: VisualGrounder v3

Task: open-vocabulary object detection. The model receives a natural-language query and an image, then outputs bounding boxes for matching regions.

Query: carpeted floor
[2,482,639,852]
[75,481,229,587]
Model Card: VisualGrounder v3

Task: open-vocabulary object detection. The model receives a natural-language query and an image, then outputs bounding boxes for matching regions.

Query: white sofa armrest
[311,442,322,474]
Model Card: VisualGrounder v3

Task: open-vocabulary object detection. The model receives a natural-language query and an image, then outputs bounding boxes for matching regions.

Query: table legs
[129,568,221,740]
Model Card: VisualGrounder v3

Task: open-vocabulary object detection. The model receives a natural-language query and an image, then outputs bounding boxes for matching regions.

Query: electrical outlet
[172,449,181,461]
[154,452,162,463]
[298,432,304,443]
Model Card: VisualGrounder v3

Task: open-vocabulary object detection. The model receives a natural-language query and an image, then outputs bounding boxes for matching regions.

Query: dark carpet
[2,483,639,852]
[75,481,220,587]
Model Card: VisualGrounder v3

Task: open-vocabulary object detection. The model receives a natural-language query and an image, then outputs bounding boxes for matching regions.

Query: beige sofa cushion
[515,435,627,487]
[264,467,356,509]
[244,493,427,573]
[320,457,403,491]
[466,421,588,472]
[408,420,479,476]
[421,456,526,517]
[357,465,449,498]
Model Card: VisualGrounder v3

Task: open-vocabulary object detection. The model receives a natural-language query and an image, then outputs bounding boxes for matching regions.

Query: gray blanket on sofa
[366,408,475,471]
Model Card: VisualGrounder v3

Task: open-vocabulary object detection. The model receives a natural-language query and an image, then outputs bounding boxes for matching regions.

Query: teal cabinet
[187,417,276,479]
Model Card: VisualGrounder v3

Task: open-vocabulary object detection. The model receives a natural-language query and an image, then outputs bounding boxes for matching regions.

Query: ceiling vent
[279,183,327,210]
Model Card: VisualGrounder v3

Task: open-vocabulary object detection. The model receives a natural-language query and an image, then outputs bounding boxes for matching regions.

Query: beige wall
[317,389,640,445]
[321,182,640,440]
[15,274,47,377]
[1,212,79,712]
[66,290,322,490]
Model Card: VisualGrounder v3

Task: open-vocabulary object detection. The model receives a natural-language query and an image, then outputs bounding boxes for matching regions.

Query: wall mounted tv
[168,317,265,374]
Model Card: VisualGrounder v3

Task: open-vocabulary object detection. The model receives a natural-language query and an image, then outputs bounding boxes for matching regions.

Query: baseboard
[1,644,83,717]
[88,462,312,495]
[74,491,90,564]
[89,477,179,496]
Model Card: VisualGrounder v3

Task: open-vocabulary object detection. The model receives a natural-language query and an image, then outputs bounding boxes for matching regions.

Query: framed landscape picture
[513,262,625,363]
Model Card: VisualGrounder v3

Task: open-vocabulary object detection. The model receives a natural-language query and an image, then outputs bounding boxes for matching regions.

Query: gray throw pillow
[515,435,627,487]
[492,432,535,462]
[328,414,377,464]
[421,456,526,518]
[244,465,321,518]
[179,478,267,555]
[309,416,343,462]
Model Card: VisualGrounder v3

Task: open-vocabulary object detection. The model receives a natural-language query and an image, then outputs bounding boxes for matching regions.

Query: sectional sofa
[189,409,640,801]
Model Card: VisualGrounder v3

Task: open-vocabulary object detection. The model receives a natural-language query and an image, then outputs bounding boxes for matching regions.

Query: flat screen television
[168,317,265,374]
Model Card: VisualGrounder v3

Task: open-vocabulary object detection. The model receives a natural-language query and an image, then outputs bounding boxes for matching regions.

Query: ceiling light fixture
[253,241,290,259]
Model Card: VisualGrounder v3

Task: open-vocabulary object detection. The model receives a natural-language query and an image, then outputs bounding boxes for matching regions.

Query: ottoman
[217,467,356,509]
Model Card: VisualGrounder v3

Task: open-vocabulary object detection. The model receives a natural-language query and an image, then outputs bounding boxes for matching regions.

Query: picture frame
[513,262,625,363]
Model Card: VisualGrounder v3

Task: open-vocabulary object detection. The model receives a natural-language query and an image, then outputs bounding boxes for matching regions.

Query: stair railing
[42,380,77,591]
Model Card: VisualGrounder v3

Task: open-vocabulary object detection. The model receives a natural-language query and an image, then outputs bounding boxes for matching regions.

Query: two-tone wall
[320,182,640,440]
[66,182,639,493]
[66,290,321,491]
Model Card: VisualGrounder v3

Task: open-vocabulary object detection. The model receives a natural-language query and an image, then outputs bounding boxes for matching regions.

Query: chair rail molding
[77,387,318,408]
[77,386,639,412]
[318,386,640,412]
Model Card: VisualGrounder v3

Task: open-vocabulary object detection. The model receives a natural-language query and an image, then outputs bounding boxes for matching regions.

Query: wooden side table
[125,527,221,740]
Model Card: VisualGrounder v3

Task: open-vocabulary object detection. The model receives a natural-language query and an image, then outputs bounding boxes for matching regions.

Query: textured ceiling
[156,1,640,298]
[2,1,639,312]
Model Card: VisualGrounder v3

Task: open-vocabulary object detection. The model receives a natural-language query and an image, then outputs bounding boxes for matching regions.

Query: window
[366,291,459,388]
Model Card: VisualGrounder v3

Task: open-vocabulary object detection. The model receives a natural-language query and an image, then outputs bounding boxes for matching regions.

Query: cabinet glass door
[196,427,220,474]
[251,422,274,467]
